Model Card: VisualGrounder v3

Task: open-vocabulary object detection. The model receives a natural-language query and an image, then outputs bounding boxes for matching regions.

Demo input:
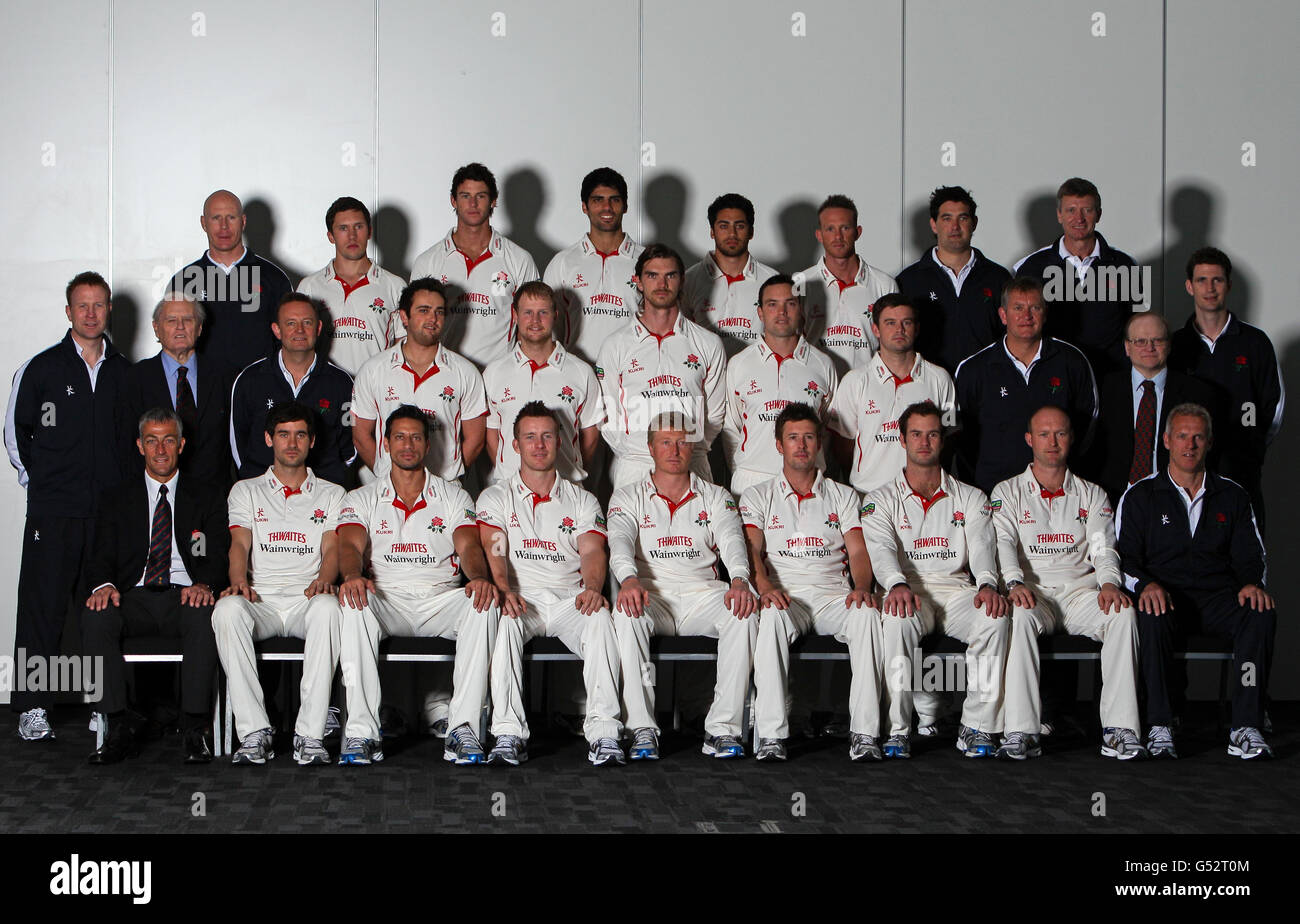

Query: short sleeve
[227,482,254,530]
[475,484,507,530]
[737,485,764,530]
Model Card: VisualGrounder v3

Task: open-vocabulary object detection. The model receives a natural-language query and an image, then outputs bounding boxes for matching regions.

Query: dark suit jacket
[1090,367,1222,502]
[86,474,230,593]
[125,353,235,490]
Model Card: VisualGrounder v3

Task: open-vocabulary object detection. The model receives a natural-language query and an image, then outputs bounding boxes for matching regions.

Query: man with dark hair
[1013,177,1143,377]
[125,291,234,490]
[828,293,955,494]
[296,196,407,376]
[335,404,500,766]
[1169,247,1283,529]
[82,408,230,763]
[411,162,539,367]
[168,189,293,373]
[1090,311,1221,503]
[229,293,356,485]
[478,401,624,766]
[682,193,778,357]
[351,278,487,483]
[482,281,603,483]
[4,271,130,741]
[723,274,837,493]
[597,244,727,489]
[743,404,894,762]
[1117,403,1276,760]
[860,401,1011,758]
[798,194,899,376]
[543,167,643,364]
[954,277,1097,493]
[896,186,1010,373]
[212,401,346,766]
[608,412,758,761]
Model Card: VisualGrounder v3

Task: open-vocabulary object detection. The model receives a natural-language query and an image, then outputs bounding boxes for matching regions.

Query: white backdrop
[2,0,1296,697]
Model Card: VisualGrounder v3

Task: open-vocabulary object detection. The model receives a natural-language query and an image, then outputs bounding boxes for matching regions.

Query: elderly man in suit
[1089,312,1219,503]
[81,408,230,764]
[125,292,234,489]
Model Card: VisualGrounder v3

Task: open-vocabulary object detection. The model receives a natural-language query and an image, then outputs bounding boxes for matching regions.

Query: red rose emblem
[953,512,965,522]
[983,287,993,298]
[443,386,454,396]
[1235,355,1248,365]
[562,386,574,396]
[1217,512,1227,523]
[1050,377,1061,387]
[319,398,330,409]
[687,354,699,364]
[432,516,444,527]
[808,381,818,391]
[562,517,574,528]
[374,298,385,308]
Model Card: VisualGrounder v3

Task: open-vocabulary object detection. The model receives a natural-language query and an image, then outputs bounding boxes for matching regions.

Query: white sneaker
[1227,727,1273,760]
[18,708,54,741]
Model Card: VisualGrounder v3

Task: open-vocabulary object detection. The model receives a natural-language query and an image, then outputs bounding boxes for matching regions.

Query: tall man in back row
[411,162,539,368]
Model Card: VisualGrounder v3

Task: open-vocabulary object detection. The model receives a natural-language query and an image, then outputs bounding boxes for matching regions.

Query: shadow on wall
[1020,191,1060,263]
[774,199,819,274]
[907,201,933,268]
[1158,184,1254,328]
[243,199,307,288]
[110,293,143,363]
[643,173,700,267]
[1270,337,1298,693]
[501,167,559,273]
[374,204,413,281]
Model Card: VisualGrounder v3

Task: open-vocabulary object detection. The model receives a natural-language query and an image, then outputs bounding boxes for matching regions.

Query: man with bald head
[170,189,293,372]
[1090,311,1219,503]
[124,292,234,489]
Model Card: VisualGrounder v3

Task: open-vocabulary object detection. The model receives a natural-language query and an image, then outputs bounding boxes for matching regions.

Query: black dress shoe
[183,727,213,764]
[88,724,139,765]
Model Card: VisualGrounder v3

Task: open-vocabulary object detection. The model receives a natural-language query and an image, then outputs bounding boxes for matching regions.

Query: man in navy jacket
[4,272,130,742]
[1116,402,1275,760]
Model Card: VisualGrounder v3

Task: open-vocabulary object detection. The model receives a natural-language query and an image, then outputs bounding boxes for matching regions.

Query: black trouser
[12,514,94,712]
[1137,588,1275,729]
[80,588,218,717]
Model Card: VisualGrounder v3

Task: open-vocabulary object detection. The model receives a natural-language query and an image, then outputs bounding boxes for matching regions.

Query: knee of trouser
[210,597,250,633]
[1107,605,1138,635]
[1010,606,1043,638]
[757,605,792,639]
[303,593,342,627]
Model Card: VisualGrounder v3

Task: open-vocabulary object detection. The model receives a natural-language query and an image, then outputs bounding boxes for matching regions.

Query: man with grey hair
[607,411,758,760]
[1117,402,1276,759]
[82,407,230,763]
[125,292,234,489]
[168,189,293,372]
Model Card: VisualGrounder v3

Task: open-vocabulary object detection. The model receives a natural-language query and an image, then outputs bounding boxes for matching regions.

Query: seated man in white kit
[991,405,1145,760]
[743,403,901,762]
[335,405,501,766]
[607,412,759,760]
[478,401,625,767]
[860,401,1012,758]
[212,402,347,766]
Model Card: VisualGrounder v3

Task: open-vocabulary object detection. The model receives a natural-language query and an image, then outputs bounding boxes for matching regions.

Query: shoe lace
[342,736,367,753]
[29,709,51,731]
[1003,731,1025,748]
[633,728,657,747]
[451,725,482,752]
[595,737,620,755]
[1234,727,1265,749]
[239,731,267,751]
[1149,725,1173,746]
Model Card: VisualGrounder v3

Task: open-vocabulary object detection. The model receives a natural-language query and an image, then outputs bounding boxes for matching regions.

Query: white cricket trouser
[1003,583,1140,733]
[907,581,1010,734]
[488,589,622,743]
[211,590,342,741]
[613,581,758,737]
[754,587,924,739]
[339,586,499,741]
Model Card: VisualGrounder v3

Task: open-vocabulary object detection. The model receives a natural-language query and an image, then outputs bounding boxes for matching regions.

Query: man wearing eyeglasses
[1089,312,1219,504]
